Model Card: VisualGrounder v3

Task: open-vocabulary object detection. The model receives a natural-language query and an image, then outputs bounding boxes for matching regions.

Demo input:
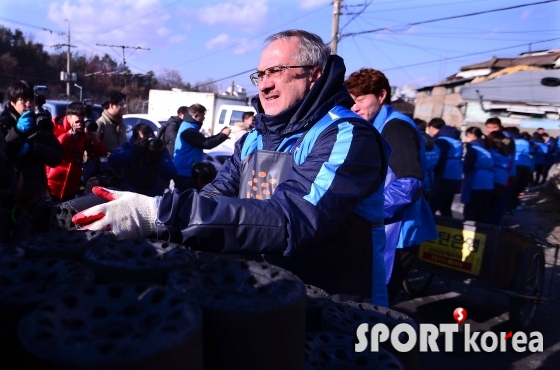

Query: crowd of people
[0,82,248,241]
[1,29,558,307]
[411,116,559,225]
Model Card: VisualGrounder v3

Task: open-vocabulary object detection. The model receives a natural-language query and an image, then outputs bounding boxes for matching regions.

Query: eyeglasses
[249,65,313,86]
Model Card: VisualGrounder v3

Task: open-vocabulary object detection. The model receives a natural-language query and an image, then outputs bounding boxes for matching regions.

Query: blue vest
[241,106,388,306]
[424,145,440,193]
[372,106,438,283]
[470,145,494,190]
[514,138,532,168]
[436,136,463,180]
[173,121,203,177]
[533,142,548,165]
[491,149,510,186]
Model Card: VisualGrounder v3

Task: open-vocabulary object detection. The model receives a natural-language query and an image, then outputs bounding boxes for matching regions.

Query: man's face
[68,114,85,133]
[485,123,501,134]
[350,92,386,122]
[257,37,321,116]
[11,97,34,115]
[428,126,438,137]
[243,115,255,128]
[193,112,206,123]
[537,129,544,135]
[108,100,126,117]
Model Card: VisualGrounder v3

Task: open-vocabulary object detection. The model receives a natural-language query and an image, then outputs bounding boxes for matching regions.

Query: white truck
[147,89,255,136]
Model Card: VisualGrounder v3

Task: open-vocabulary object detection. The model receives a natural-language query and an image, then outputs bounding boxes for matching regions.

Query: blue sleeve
[199,135,247,198]
[158,150,177,181]
[108,144,133,169]
[156,119,386,257]
[383,177,423,221]
[434,138,450,175]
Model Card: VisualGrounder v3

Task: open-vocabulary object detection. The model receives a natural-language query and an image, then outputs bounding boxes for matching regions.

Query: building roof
[460,69,560,105]
[460,51,560,71]
[417,77,473,91]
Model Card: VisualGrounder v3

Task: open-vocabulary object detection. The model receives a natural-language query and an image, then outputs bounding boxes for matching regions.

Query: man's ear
[309,67,323,88]
[379,89,388,105]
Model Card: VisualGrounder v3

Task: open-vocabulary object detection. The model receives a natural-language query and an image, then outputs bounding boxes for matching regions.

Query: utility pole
[330,0,342,54]
[52,19,76,99]
[96,44,150,91]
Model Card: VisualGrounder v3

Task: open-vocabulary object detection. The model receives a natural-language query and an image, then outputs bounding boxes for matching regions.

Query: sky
[1,0,559,97]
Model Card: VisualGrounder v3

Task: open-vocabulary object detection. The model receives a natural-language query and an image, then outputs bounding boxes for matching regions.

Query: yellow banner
[418,225,487,276]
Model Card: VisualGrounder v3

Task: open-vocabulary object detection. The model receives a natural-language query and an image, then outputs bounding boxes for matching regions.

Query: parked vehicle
[147,89,255,136]
[43,100,103,121]
[123,114,167,140]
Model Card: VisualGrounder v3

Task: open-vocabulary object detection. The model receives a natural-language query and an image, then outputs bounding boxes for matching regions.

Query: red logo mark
[504,331,513,340]
[453,307,467,324]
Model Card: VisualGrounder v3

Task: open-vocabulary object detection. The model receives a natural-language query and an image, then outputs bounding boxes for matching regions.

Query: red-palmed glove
[72,186,159,240]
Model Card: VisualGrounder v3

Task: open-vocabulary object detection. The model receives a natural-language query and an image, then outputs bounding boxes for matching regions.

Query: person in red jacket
[47,102,107,201]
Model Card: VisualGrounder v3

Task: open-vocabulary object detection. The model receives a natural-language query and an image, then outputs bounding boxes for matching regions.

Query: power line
[191,69,255,90]
[340,0,560,39]
[345,0,489,15]
[380,37,560,71]
[338,0,374,34]
[0,17,64,35]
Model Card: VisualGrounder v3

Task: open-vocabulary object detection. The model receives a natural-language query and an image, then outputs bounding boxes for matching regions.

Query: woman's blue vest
[241,106,388,306]
[437,136,463,181]
[174,121,203,177]
[491,149,510,186]
[514,138,532,168]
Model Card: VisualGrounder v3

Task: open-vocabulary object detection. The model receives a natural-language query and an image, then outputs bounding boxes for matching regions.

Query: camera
[33,85,48,109]
[83,99,93,118]
[148,137,164,152]
[85,119,98,133]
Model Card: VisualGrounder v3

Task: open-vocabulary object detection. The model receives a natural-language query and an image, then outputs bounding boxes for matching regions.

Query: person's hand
[221,127,231,136]
[84,177,99,194]
[16,111,36,134]
[72,186,158,240]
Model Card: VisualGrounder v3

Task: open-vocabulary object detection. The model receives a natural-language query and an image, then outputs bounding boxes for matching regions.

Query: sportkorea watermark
[355,307,543,353]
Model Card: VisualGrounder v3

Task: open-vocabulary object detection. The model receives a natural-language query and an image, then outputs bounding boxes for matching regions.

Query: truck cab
[211,104,256,135]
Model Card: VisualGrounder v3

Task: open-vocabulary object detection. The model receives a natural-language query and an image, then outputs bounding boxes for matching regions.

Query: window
[446,86,454,94]
[230,110,246,125]
[424,89,432,97]
[218,110,227,125]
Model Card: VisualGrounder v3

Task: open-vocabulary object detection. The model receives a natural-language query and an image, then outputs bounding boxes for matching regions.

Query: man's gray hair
[263,30,331,69]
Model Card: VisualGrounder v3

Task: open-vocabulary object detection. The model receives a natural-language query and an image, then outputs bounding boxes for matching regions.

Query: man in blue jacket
[173,103,230,192]
[345,68,437,305]
[73,30,389,305]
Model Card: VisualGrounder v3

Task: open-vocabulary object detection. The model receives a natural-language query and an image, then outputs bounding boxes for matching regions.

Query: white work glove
[72,187,159,240]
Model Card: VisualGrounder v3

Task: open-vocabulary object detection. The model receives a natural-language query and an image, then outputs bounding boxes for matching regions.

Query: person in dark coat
[73,29,389,305]
[158,106,191,159]
[428,118,463,217]
[109,124,177,197]
[0,80,63,240]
